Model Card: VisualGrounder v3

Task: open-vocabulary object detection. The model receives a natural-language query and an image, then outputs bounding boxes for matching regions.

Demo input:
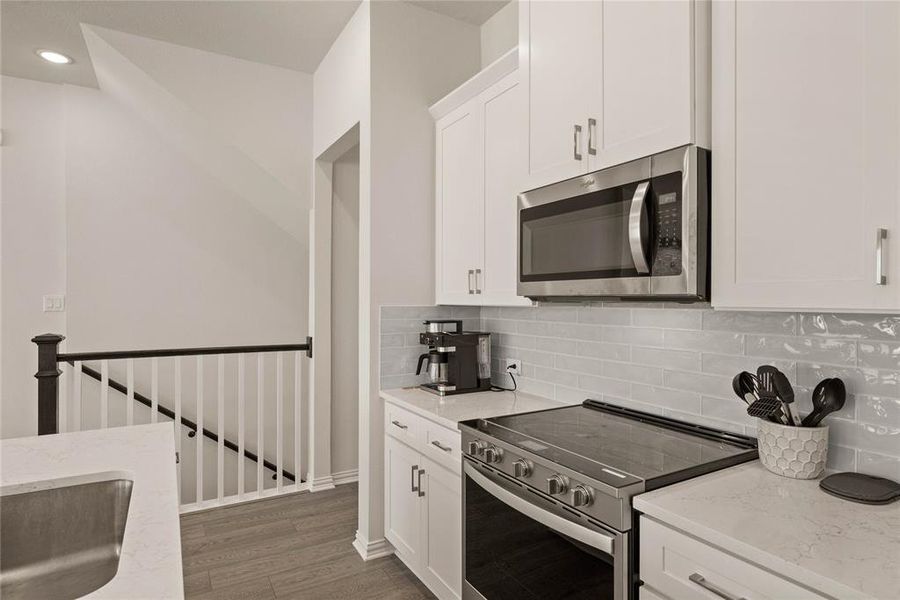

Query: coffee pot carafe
[416,351,448,384]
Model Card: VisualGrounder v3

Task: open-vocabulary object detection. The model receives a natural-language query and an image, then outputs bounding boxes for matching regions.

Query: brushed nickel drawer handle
[417,468,425,497]
[588,117,597,155]
[688,573,747,600]
[431,440,452,453]
[391,420,407,430]
[411,464,419,492]
[475,269,482,294]
[573,124,583,161]
[468,269,475,294]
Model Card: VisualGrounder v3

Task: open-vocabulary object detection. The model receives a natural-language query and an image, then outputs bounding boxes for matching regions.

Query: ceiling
[1,0,508,89]
[1,0,362,88]
[406,0,509,25]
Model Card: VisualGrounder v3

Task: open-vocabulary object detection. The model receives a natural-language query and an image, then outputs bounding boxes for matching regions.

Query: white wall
[331,145,360,475]
[480,0,517,68]
[0,76,68,438]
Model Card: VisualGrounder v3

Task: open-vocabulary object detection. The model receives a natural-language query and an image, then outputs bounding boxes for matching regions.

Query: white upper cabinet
[712,0,900,312]
[595,0,706,171]
[520,0,709,190]
[521,0,601,189]
[432,51,531,307]
[435,102,484,305]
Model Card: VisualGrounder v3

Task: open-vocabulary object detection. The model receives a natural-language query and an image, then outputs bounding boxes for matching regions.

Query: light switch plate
[43,295,65,312]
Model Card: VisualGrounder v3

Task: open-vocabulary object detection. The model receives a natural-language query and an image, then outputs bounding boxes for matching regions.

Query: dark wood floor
[180,483,435,599]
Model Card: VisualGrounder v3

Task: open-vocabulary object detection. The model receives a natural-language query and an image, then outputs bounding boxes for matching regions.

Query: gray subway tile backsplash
[380,304,900,477]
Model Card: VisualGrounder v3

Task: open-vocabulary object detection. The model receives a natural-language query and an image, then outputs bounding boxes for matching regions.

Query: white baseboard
[353,531,394,561]
[333,468,359,485]
[307,474,336,492]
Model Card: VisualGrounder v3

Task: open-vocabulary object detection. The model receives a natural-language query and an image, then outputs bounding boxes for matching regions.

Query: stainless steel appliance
[517,145,710,300]
[416,320,491,396]
[460,400,757,600]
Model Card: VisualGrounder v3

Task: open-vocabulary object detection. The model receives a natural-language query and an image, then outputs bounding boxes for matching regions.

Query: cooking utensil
[732,371,758,405]
[746,390,784,421]
[771,369,800,426]
[757,365,789,424]
[802,378,845,427]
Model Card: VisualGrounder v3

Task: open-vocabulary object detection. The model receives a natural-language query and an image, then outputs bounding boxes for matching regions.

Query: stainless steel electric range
[459,399,757,600]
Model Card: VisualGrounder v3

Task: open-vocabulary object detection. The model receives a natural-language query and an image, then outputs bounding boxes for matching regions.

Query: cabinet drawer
[423,420,461,472]
[385,402,424,446]
[640,586,671,600]
[641,517,825,600]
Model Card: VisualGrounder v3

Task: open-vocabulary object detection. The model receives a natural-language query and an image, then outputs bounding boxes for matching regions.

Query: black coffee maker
[415,320,491,396]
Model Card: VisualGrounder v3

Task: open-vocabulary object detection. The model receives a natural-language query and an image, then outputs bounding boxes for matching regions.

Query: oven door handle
[464,461,615,555]
[628,181,651,274]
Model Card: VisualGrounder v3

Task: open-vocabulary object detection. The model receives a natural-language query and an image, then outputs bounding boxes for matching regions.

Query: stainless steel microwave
[517,145,710,300]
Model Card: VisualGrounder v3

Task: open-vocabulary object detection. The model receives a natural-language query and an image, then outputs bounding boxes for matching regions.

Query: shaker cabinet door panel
[521,0,601,189]
[435,102,484,306]
[420,459,462,600]
[482,72,531,306]
[384,436,422,562]
[712,0,900,311]
[594,0,697,171]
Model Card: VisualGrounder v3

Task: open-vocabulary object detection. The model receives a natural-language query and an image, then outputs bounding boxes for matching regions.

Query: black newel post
[33,333,65,435]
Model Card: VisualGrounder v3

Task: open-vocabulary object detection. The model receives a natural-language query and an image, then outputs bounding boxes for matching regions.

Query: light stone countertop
[634,461,900,600]
[0,423,184,599]
[380,386,573,429]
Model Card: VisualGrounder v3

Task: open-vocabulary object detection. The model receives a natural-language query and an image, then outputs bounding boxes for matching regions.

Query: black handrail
[72,361,296,483]
[58,337,312,363]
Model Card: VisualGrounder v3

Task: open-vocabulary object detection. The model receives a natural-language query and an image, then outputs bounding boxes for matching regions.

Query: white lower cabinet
[384,408,462,600]
[640,516,826,600]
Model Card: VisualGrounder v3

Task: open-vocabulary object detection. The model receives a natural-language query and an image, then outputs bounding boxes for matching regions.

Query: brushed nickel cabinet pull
[573,124,583,161]
[411,464,419,492]
[431,440,452,453]
[417,469,425,497]
[468,269,475,294]
[876,228,888,285]
[391,419,407,430]
[475,269,482,294]
[688,573,747,600]
[588,118,597,155]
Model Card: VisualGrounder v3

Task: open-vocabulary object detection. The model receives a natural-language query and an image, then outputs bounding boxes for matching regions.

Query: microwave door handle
[628,182,651,274]
[464,461,615,555]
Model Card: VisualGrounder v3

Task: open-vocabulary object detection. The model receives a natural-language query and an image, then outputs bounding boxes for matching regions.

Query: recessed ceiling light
[36,49,73,65]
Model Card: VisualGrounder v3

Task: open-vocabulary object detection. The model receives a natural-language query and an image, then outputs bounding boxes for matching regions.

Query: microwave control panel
[653,191,682,276]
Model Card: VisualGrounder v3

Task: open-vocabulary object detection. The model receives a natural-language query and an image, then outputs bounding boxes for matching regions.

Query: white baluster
[126,360,135,426]
[217,354,225,502]
[257,354,264,495]
[238,354,245,499]
[59,361,68,433]
[73,361,82,431]
[175,358,182,503]
[151,358,159,424]
[100,360,109,429]
[276,352,284,492]
[294,351,302,491]
[196,356,204,504]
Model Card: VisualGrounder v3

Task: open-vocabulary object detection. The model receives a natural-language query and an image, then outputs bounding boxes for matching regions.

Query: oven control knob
[572,485,594,507]
[546,475,568,496]
[513,459,532,478]
[467,440,487,456]
[484,445,504,464]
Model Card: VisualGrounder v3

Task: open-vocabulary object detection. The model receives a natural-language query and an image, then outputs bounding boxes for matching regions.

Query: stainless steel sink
[1,478,134,599]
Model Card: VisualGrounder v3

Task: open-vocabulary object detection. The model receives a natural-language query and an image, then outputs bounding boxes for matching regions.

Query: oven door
[463,459,629,600]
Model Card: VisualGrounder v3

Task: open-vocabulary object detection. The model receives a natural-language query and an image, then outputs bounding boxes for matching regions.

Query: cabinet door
[593,0,699,171]
[419,458,462,600]
[384,436,422,562]
[521,0,602,189]
[712,0,900,311]
[435,100,484,305]
[481,71,532,307]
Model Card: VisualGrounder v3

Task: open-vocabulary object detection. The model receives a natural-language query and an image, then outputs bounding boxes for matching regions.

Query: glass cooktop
[468,400,757,490]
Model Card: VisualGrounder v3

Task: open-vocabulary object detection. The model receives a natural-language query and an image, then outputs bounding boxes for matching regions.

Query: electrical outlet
[505,358,522,375]
[42,295,65,313]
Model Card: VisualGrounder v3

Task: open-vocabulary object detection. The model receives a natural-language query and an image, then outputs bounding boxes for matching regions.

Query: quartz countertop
[380,386,572,428]
[634,462,900,600]
[0,423,184,599]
